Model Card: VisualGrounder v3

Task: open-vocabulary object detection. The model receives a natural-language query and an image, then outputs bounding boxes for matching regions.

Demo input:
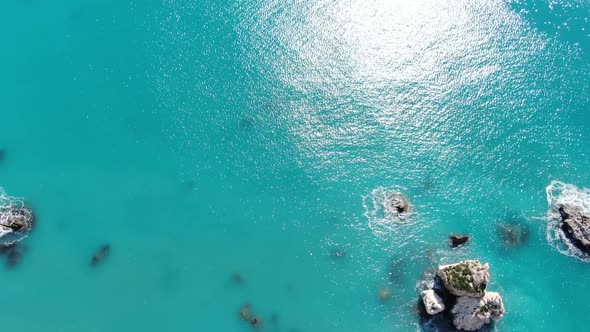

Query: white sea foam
[545,180,590,262]
[0,187,30,245]
[363,186,416,237]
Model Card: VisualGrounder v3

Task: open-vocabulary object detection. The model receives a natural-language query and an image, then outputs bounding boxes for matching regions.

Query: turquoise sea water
[1,0,590,331]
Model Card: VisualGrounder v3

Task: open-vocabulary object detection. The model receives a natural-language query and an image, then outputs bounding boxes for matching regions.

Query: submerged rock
[250,316,263,329]
[240,304,252,321]
[383,192,412,216]
[379,286,392,301]
[231,273,244,284]
[437,260,489,297]
[451,292,505,331]
[0,242,24,268]
[6,247,22,268]
[558,204,590,254]
[497,222,529,247]
[449,235,469,248]
[329,249,347,259]
[239,304,263,329]
[420,289,445,315]
[91,244,111,266]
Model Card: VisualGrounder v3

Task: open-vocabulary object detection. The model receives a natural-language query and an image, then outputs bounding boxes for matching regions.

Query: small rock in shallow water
[379,286,392,301]
[0,208,35,246]
[383,192,412,216]
[449,235,469,248]
[91,244,110,266]
[240,304,252,321]
[250,316,263,329]
[329,249,346,259]
[0,208,34,232]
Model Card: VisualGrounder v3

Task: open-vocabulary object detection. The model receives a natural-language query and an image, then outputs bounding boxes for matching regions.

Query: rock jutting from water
[420,289,445,315]
[383,192,412,216]
[419,260,505,331]
[0,207,35,245]
[449,235,469,248]
[558,204,590,254]
[437,260,489,297]
[451,291,505,331]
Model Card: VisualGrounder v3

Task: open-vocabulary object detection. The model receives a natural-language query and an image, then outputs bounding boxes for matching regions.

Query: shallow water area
[1,0,590,331]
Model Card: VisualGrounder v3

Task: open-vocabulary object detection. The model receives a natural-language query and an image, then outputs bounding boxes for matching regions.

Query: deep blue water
[1,0,590,331]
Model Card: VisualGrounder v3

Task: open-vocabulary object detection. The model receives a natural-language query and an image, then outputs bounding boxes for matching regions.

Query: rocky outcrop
[419,261,505,331]
[0,207,34,244]
[437,260,489,297]
[558,204,590,254]
[0,208,33,232]
[451,292,505,331]
[383,193,411,216]
[450,235,469,248]
[420,290,445,315]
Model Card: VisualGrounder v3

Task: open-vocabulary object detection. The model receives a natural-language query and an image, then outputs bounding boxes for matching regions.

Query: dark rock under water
[91,244,111,266]
[0,243,25,268]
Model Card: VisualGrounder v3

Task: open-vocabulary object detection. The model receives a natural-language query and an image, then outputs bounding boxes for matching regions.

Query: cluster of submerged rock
[420,260,505,331]
[0,206,110,268]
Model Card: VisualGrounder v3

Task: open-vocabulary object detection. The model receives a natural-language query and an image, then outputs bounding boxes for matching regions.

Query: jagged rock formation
[558,204,590,254]
[450,235,469,248]
[451,292,505,331]
[420,260,505,331]
[437,260,489,297]
[383,193,411,216]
